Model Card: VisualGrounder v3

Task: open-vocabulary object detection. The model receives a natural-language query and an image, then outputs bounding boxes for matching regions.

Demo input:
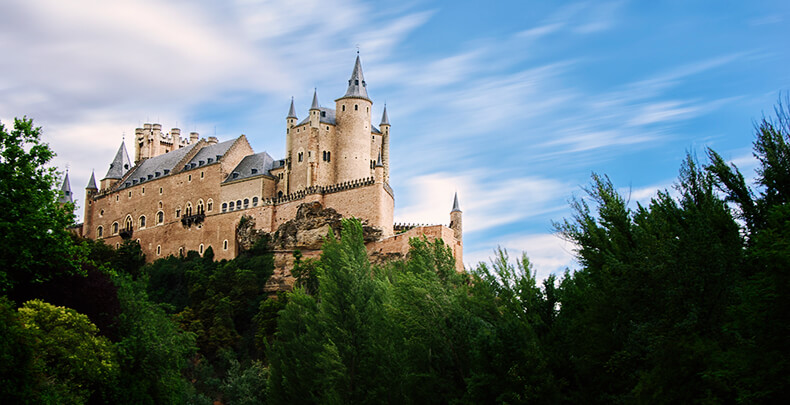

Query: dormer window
[199,160,204,166]
[251,168,258,174]
[232,172,239,179]
[321,111,326,117]
[164,169,170,174]
[207,158,213,163]
[147,174,153,180]
[355,80,359,85]
[155,171,161,177]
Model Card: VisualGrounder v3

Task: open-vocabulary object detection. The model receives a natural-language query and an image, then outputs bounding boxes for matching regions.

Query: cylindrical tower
[380,105,390,183]
[334,55,373,183]
[450,192,463,243]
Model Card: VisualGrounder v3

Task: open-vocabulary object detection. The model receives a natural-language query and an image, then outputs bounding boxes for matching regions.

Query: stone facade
[79,56,464,287]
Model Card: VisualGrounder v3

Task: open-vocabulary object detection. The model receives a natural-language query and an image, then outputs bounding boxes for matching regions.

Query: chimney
[190,132,199,144]
[207,136,218,145]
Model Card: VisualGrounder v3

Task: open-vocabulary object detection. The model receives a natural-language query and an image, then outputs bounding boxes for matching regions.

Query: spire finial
[340,54,370,100]
[311,88,320,110]
[451,192,461,212]
[287,97,297,118]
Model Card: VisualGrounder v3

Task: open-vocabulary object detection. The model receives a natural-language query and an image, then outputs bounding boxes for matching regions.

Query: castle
[64,56,463,287]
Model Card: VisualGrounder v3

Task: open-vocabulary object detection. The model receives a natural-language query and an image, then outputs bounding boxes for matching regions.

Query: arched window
[178,247,184,256]
[139,215,146,229]
[243,198,249,209]
[199,244,204,254]
[158,201,163,209]
[252,197,259,207]
[236,200,242,210]
[207,199,214,212]
[156,245,161,256]
[197,199,204,214]
[278,191,283,198]
[185,202,193,217]
[222,202,227,213]
[112,222,119,235]
[229,201,235,211]
[175,207,181,218]
[125,216,133,231]
[157,211,164,224]
[223,240,228,251]
[97,226,103,238]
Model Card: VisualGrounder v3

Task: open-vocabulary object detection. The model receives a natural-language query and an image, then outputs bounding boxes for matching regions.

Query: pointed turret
[450,192,463,243]
[452,192,461,212]
[375,150,384,167]
[287,97,297,119]
[104,141,131,180]
[340,55,370,100]
[310,89,320,110]
[58,173,73,204]
[380,104,390,126]
[86,171,97,190]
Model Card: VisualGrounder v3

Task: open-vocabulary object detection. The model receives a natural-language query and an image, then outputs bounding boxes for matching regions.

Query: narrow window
[236,200,242,209]
[99,209,104,217]
[179,247,184,256]
[243,198,249,209]
[327,151,331,162]
[157,211,164,224]
[222,202,227,213]
[142,187,145,195]
[159,187,163,195]
[157,245,161,255]
[139,215,146,228]
[128,191,132,198]
[207,199,213,212]
[229,201,235,211]
[112,222,119,235]
[354,104,358,111]
[197,200,204,214]
[175,208,181,218]
[125,216,132,231]
[252,197,259,207]
[97,226,103,238]
[223,240,228,251]
[199,244,204,254]
[201,171,204,179]
[342,105,345,111]
[188,174,192,182]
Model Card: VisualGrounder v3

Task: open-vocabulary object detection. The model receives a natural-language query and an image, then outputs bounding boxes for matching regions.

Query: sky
[2,0,789,279]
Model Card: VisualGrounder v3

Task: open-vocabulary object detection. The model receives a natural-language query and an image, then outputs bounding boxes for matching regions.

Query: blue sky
[2,0,788,279]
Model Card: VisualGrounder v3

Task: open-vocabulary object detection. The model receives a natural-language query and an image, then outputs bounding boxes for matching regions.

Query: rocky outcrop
[269,201,382,250]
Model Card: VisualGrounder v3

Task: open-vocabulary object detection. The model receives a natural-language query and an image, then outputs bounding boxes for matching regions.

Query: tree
[0,117,86,293]
[17,299,118,404]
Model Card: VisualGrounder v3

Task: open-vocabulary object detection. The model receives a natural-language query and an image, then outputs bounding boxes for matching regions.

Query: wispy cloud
[465,233,578,280]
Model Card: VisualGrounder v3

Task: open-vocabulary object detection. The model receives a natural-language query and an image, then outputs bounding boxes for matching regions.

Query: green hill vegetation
[1,105,788,403]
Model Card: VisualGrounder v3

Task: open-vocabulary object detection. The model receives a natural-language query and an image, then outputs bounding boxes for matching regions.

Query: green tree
[0,117,85,293]
[17,299,118,404]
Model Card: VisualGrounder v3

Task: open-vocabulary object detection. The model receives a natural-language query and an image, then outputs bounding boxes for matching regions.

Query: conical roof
[310,89,320,110]
[287,97,297,118]
[380,104,390,126]
[451,192,461,212]
[86,171,97,189]
[58,173,73,204]
[375,149,384,167]
[340,55,370,100]
[104,141,131,180]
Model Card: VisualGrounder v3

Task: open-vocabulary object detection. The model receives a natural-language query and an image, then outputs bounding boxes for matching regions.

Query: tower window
[112,222,119,235]
[223,240,228,251]
[97,226,103,238]
[342,105,345,111]
[157,245,161,256]
[99,209,104,217]
[355,104,358,111]
[188,174,192,182]
[159,187,163,194]
[199,244,204,255]
[139,215,146,229]
[157,211,164,224]
[207,199,213,211]
[142,187,145,195]
[201,171,204,179]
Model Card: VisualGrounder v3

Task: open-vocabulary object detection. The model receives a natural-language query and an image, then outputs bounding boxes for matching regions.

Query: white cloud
[465,233,578,281]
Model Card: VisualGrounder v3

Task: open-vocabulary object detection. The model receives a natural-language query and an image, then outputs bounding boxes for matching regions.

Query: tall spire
[58,172,73,204]
[451,192,461,212]
[380,104,390,126]
[104,141,132,180]
[310,89,320,110]
[287,97,297,118]
[341,55,370,100]
[86,171,97,190]
[375,149,384,167]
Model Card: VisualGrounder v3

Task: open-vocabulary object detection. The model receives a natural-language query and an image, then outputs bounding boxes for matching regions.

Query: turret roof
[104,141,131,180]
[296,106,381,134]
[310,89,320,110]
[86,171,97,189]
[380,104,390,126]
[451,192,461,212]
[58,173,73,204]
[340,55,370,101]
[287,97,297,119]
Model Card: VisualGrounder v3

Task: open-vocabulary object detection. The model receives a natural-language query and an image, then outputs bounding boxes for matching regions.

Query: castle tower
[285,97,297,194]
[334,55,373,184]
[57,172,73,205]
[450,192,462,243]
[379,105,390,183]
[84,171,97,237]
[309,89,320,128]
[101,141,131,190]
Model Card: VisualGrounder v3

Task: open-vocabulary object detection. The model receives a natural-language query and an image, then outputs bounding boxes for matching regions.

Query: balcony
[181,213,205,228]
[119,228,133,239]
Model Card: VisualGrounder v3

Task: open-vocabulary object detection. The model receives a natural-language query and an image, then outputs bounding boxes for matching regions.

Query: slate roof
[86,171,97,189]
[287,97,297,119]
[296,106,381,134]
[311,89,320,110]
[224,152,276,183]
[118,143,198,190]
[183,139,236,171]
[340,55,370,100]
[58,173,73,204]
[104,141,131,180]
[380,105,390,126]
[452,192,461,212]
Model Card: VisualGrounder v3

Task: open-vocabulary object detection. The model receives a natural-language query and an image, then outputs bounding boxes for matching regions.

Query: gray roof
[375,150,384,167]
[287,97,297,119]
[340,55,370,100]
[452,192,461,212]
[380,104,390,126]
[58,173,73,204]
[86,171,97,189]
[104,141,131,180]
[118,143,198,190]
[311,89,320,110]
[298,107,336,126]
[224,152,276,183]
[184,139,235,170]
